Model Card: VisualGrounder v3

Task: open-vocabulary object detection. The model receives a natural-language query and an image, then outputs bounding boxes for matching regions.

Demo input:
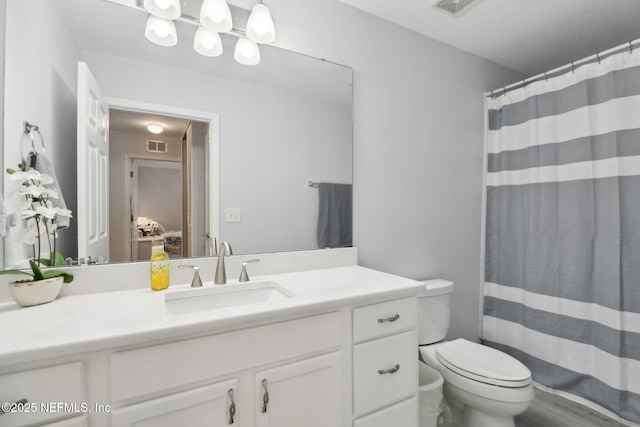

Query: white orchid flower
[39,187,59,199]
[17,185,45,198]
[37,174,54,185]
[35,204,59,219]
[9,169,41,184]
[15,219,39,245]
[54,208,73,218]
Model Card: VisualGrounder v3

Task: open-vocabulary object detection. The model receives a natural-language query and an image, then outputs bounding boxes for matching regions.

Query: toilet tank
[418,279,453,345]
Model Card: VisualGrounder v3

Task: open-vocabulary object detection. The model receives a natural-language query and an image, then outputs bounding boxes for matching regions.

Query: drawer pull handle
[261,379,270,413]
[0,398,28,415]
[378,364,400,375]
[228,389,236,424]
[377,314,400,323]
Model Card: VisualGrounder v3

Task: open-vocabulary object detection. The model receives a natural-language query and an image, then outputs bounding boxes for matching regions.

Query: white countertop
[0,266,422,366]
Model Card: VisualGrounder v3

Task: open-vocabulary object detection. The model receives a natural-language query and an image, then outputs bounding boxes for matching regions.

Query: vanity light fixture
[234,38,261,66]
[194,26,223,57]
[143,0,181,20]
[147,123,164,134]
[145,15,178,46]
[246,1,275,44]
[200,0,233,33]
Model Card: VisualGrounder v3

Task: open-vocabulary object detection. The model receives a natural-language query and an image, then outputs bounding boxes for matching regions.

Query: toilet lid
[436,339,531,387]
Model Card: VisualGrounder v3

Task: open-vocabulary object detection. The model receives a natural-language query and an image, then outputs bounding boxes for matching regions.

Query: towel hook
[23,121,45,155]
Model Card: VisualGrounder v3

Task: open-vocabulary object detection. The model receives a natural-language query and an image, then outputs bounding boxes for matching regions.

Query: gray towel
[28,152,70,229]
[317,183,352,248]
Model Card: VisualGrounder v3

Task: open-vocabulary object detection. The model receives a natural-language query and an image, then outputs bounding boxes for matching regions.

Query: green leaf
[51,252,65,266]
[0,269,34,279]
[41,270,74,283]
[6,168,15,174]
[29,260,45,280]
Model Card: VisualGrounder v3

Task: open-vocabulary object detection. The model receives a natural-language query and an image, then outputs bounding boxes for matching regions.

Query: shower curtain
[483,47,640,425]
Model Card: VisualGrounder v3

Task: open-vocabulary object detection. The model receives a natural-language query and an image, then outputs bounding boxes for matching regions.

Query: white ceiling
[109,109,191,138]
[337,0,640,76]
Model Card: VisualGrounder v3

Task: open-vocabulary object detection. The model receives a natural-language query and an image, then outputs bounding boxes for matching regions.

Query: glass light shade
[143,0,181,20]
[145,15,178,46]
[147,124,164,134]
[246,3,275,44]
[234,38,261,66]
[194,26,223,57]
[200,0,233,33]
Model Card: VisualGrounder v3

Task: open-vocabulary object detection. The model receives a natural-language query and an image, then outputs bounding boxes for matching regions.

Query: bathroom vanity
[0,266,422,427]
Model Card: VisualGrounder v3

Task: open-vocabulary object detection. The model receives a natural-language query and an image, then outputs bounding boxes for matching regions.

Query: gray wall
[3,0,79,266]
[138,165,182,232]
[267,0,524,341]
[109,129,182,262]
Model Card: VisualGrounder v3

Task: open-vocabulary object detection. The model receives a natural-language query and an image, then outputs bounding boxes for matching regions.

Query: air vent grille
[430,0,479,15]
[147,140,168,153]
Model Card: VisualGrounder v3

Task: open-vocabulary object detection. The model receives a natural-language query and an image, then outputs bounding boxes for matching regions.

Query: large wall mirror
[3,0,353,268]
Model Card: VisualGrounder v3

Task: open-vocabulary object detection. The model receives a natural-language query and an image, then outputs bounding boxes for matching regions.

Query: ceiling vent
[430,0,479,15]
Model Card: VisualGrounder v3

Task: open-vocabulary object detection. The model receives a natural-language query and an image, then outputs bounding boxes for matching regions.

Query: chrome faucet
[214,241,233,284]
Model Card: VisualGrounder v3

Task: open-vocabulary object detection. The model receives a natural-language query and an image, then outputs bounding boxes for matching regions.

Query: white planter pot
[9,276,64,307]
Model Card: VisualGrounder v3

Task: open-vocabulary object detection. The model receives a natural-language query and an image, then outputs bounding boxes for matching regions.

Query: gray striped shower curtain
[483,49,640,425]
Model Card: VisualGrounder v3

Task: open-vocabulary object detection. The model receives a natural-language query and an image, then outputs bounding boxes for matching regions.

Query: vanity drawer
[0,362,85,426]
[111,312,341,402]
[353,396,418,427]
[353,330,418,417]
[353,297,417,343]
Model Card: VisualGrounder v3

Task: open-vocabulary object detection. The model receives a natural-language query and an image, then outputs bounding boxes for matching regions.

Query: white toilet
[418,280,534,427]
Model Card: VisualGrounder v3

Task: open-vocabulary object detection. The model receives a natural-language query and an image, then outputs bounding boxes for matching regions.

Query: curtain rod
[488,37,640,98]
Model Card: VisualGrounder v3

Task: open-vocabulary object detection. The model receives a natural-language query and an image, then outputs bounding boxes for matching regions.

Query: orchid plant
[1,165,73,283]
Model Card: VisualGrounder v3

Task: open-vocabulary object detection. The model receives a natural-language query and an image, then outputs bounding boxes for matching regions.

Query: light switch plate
[225,208,241,223]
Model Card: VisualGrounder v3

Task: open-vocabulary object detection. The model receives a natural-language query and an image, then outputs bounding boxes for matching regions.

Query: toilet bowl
[418,280,534,427]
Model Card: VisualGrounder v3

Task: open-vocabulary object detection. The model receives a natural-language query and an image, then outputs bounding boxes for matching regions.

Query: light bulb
[200,0,233,33]
[234,38,260,66]
[143,0,181,20]
[147,124,164,134]
[154,0,171,9]
[145,15,177,46]
[194,26,223,57]
[246,3,275,44]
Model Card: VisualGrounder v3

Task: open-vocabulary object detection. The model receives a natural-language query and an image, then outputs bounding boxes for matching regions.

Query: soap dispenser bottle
[150,244,170,291]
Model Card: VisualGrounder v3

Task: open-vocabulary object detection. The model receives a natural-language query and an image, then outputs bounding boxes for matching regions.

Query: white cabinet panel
[111,379,237,427]
[353,297,417,343]
[255,352,342,427]
[353,330,418,417]
[0,362,84,427]
[112,312,340,402]
[353,397,418,427]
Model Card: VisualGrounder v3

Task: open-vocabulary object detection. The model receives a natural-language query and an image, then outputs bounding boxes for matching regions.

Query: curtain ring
[522,79,527,89]
[571,62,575,73]
[596,52,601,63]
[544,72,548,81]
[630,41,634,54]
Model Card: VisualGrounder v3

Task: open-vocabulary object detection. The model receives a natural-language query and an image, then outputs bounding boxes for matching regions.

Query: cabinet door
[112,379,237,427]
[255,352,342,427]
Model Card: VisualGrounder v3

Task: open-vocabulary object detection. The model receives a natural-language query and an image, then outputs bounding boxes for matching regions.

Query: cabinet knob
[377,314,400,323]
[378,364,400,375]
[261,379,270,413]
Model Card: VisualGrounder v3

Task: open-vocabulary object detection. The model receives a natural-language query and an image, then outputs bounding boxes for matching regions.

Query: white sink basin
[165,281,296,315]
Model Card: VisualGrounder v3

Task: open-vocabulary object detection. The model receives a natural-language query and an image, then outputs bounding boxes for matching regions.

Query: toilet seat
[436,339,531,388]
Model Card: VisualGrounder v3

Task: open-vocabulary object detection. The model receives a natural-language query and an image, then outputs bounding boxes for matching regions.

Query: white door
[77,62,109,263]
[111,380,238,427]
[255,352,342,427]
